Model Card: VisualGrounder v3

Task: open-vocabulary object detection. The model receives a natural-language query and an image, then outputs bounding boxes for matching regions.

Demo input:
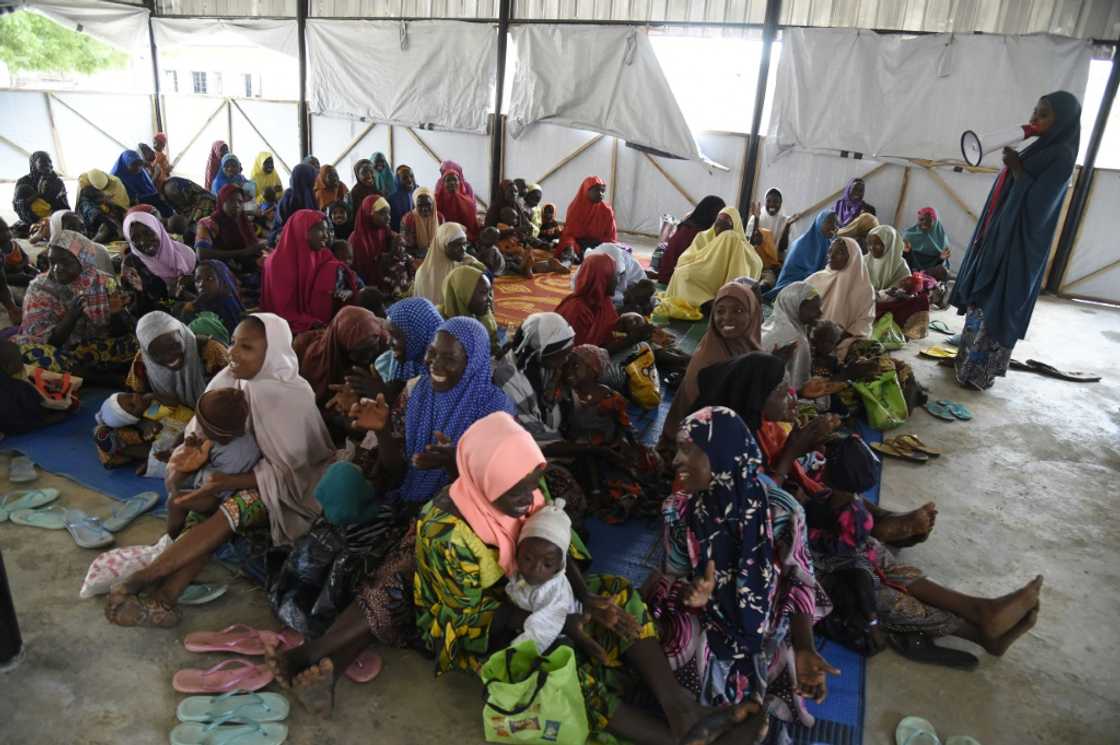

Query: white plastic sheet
[306,19,497,134]
[152,17,299,58]
[769,29,1093,162]
[29,0,150,53]
[507,24,701,161]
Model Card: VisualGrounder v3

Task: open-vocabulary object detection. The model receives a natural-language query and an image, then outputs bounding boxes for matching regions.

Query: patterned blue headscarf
[681,406,775,701]
[400,316,514,502]
[386,297,443,381]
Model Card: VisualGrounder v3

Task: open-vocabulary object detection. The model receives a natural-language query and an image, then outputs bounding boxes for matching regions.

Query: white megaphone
[960,124,1039,167]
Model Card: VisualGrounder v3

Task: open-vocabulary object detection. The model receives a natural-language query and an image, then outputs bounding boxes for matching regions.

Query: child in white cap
[507,499,602,659]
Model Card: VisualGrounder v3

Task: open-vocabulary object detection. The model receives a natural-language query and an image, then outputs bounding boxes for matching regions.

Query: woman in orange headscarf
[556,176,617,260]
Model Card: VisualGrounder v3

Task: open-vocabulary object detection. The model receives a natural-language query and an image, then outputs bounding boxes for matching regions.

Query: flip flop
[919,345,958,359]
[891,435,942,458]
[173,659,274,694]
[8,455,37,483]
[64,509,115,549]
[177,691,290,723]
[945,738,983,745]
[924,401,955,422]
[170,720,288,745]
[101,491,161,532]
[345,645,383,683]
[1024,359,1101,383]
[888,633,978,670]
[0,488,59,521]
[896,716,941,745]
[939,400,973,421]
[9,505,67,529]
[179,583,229,606]
[185,625,304,656]
[871,442,929,464]
[928,320,953,335]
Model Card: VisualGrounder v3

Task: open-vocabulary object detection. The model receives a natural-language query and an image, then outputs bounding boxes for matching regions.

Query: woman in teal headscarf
[370,152,396,197]
[902,207,950,281]
[950,91,1081,391]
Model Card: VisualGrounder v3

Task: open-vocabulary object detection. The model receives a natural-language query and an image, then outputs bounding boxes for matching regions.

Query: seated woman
[808,438,1041,659]
[556,176,617,261]
[121,211,197,318]
[210,154,253,199]
[16,230,137,381]
[261,209,354,334]
[660,282,761,448]
[523,182,544,237]
[2,217,42,288]
[161,177,217,239]
[349,196,398,290]
[645,406,833,741]
[271,163,319,244]
[313,165,348,210]
[94,311,229,470]
[373,296,443,384]
[761,282,822,392]
[47,211,113,275]
[868,225,930,338]
[493,312,574,443]
[76,169,129,243]
[555,254,647,352]
[412,222,485,306]
[204,140,229,192]
[176,259,245,339]
[767,209,837,300]
[399,187,443,261]
[663,207,761,310]
[658,195,725,284]
[293,306,390,412]
[386,164,415,231]
[434,170,481,243]
[106,313,335,627]
[112,150,173,217]
[327,200,353,242]
[806,238,875,359]
[194,184,264,278]
[833,177,879,241]
[485,179,530,229]
[251,152,283,207]
[573,243,646,307]
[439,265,498,353]
[758,187,791,258]
[347,159,377,213]
[12,152,70,232]
[902,207,951,283]
[369,151,396,197]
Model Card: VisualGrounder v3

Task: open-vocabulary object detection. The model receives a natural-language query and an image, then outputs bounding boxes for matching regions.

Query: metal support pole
[144,0,164,133]
[1045,46,1119,293]
[737,0,781,217]
[489,0,512,203]
[296,0,310,159]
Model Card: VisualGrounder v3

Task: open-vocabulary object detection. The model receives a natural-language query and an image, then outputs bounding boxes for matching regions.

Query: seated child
[0,340,74,436]
[328,201,353,241]
[256,186,279,232]
[355,286,387,318]
[167,214,190,244]
[165,387,261,538]
[470,226,505,280]
[538,203,562,244]
[330,239,364,306]
[1,219,37,288]
[177,261,245,338]
[507,499,603,660]
[620,279,656,317]
[93,392,164,470]
[497,207,568,278]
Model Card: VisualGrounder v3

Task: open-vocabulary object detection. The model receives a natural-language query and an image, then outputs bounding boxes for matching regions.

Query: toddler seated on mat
[506,499,603,660]
[0,340,75,436]
[164,387,261,537]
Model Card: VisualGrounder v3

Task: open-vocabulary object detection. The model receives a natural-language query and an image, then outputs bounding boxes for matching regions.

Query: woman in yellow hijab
[663,206,762,308]
[78,169,130,211]
[439,264,499,353]
[251,152,283,204]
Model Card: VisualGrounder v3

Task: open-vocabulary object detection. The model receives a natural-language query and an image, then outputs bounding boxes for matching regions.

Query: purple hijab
[833,178,866,226]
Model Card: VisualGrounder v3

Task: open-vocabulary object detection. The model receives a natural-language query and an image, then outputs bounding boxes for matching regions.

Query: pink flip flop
[183,624,304,656]
[172,658,274,694]
[345,646,383,684]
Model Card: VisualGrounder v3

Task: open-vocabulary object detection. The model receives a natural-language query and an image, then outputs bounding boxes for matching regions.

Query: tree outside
[0,10,126,76]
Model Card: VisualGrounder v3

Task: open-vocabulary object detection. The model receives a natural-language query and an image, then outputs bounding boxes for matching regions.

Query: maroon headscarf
[211,183,259,252]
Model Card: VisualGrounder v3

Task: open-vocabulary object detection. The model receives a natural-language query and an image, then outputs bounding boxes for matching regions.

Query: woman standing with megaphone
[949,91,1081,391]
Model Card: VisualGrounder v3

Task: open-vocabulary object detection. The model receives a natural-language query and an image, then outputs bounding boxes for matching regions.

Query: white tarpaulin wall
[29,0,149,54]
[306,20,497,134]
[508,25,701,161]
[152,17,299,58]
[1056,168,1120,303]
[770,29,1093,163]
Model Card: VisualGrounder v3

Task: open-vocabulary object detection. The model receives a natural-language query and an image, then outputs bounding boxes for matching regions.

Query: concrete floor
[1,295,1118,745]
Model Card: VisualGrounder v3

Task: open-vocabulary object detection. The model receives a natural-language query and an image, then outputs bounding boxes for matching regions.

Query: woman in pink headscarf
[261,209,353,333]
[434,160,476,203]
[121,210,197,316]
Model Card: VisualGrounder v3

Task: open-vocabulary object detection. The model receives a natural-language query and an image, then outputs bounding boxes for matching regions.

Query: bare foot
[984,604,1039,656]
[104,587,179,627]
[292,658,335,718]
[875,502,938,544]
[979,576,1043,640]
[678,701,757,745]
[263,640,296,690]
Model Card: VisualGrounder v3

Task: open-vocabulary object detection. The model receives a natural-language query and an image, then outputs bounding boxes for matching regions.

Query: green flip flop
[945,738,982,745]
[924,401,955,422]
[179,583,229,606]
[9,505,67,530]
[896,716,941,745]
[0,488,60,522]
[170,720,288,745]
[940,400,973,421]
[928,320,953,335]
[177,691,290,723]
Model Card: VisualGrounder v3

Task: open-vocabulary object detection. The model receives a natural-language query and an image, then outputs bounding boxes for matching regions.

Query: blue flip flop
[9,505,67,529]
[170,720,288,745]
[8,456,37,483]
[0,488,60,522]
[896,716,941,745]
[63,509,115,549]
[101,491,161,533]
[177,691,290,723]
[939,400,973,421]
[179,584,229,606]
[924,401,955,422]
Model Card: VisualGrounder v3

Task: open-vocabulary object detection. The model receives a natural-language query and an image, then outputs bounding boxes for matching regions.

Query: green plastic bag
[480,641,589,745]
[851,370,909,430]
[870,312,906,351]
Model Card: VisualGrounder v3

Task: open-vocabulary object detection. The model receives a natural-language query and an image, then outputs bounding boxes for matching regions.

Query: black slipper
[888,632,979,670]
[1025,359,1101,383]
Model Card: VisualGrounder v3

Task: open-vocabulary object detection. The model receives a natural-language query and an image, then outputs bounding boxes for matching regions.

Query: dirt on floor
[1,295,1119,745]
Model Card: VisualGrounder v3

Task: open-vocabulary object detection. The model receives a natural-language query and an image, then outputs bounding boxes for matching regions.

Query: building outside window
[243,73,252,98]
[191,71,206,94]
[165,70,178,93]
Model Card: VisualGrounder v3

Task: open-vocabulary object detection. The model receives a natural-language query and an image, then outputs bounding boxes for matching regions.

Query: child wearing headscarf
[314,164,349,210]
[251,152,284,206]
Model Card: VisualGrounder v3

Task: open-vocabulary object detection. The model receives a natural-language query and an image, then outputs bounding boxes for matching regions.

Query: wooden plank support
[643,152,696,206]
[169,98,229,170]
[48,93,129,154]
[230,99,292,175]
[923,165,978,222]
[43,92,68,177]
[405,127,489,210]
[893,165,911,227]
[330,120,378,167]
[609,137,619,204]
[786,163,888,226]
[0,134,33,161]
[533,134,605,186]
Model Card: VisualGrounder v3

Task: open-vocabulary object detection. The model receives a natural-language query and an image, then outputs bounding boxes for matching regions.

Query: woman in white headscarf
[493,312,575,443]
[411,221,485,306]
[571,242,647,306]
[806,237,876,358]
[106,313,334,628]
[867,224,931,338]
[761,281,822,390]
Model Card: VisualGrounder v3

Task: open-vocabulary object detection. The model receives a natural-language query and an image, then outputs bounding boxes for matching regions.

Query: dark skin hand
[1002,147,1025,178]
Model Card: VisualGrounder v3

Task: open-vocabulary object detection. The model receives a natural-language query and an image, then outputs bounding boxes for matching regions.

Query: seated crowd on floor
[0,112,1058,744]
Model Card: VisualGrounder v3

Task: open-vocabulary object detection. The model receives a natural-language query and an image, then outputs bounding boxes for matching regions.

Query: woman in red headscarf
[261,209,350,333]
[554,253,619,347]
[349,195,394,284]
[203,141,228,192]
[195,183,262,275]
[557,176,617,259]
[434,169,480,241]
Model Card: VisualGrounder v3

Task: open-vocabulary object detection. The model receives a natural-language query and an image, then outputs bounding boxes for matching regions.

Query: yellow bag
[651,294,702,322]
[624,342,661,409]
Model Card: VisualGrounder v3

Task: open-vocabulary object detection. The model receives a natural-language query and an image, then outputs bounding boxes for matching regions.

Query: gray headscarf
[136,311,207,407]
[761,281,819,390]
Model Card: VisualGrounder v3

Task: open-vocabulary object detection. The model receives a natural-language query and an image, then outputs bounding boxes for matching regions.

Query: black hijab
[693,351,787,432]
[682,195,726,230]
